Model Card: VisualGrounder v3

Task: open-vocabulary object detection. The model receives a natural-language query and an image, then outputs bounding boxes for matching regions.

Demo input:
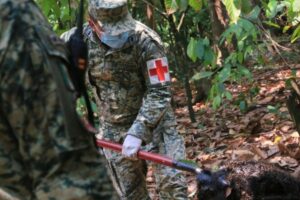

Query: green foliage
[291,25,300,42]
[164,0,202,13]
[36,0,81,34]
[191,71,214,81]
[262,0,300,43]
[164,0,179,14]
[189,0,203,11]
[187,37,215,66]
[35,0,300,112]
[222,0,241,24]
[267,104,287,118]
[187,15,257,110]
[215,18,257,108]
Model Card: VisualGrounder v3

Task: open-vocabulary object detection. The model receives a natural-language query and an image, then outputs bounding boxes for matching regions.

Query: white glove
[122,135,142,160]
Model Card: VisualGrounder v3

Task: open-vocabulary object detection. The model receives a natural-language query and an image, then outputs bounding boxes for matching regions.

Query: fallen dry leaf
[251,145,268,159]
[226,149,255,161]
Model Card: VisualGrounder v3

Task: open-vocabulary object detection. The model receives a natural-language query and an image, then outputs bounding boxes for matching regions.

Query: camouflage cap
[88,0,136,36]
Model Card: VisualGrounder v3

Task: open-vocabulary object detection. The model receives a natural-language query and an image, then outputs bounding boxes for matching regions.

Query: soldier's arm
[60,27,78,43]
[127,32,173,144]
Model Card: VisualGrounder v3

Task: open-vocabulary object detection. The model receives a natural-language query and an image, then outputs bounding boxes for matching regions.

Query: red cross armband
[146,57,171,85]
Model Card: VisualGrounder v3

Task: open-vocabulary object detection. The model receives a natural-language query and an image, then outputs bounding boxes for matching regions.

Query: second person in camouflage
[0,0,116,199]
[84,0,188,199]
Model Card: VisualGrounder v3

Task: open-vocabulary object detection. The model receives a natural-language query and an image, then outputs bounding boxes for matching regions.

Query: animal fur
[197,161,300,200]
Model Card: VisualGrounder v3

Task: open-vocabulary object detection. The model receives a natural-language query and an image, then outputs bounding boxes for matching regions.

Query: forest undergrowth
[147,50,300,199]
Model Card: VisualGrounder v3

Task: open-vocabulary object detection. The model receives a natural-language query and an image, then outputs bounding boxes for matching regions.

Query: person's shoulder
[60,23,92,43]
[83,23,97,42]
[60,27,78,42]
[134,20,162,44]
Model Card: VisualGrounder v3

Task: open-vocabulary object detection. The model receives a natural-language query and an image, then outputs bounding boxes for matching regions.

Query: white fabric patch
[146,57,170,85]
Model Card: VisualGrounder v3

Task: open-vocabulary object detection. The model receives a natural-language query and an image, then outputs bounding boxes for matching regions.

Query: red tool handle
[96,139,174,167]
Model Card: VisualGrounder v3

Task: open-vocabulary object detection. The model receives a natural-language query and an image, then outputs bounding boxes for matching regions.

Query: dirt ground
[147,58,300,199]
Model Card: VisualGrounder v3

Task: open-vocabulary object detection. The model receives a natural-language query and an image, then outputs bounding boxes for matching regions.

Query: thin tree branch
[141,0,168,20]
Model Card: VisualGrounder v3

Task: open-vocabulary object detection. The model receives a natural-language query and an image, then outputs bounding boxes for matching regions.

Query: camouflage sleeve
[60,24,90,43]
[60,27,77,42]
[127,31,172,144]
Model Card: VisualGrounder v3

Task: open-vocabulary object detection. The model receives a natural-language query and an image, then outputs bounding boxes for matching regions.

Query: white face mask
[100,31,129,49]
[88,18,130,49]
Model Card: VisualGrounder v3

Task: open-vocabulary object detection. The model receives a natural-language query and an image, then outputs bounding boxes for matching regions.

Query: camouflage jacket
[84,21,175,144]
[0,0,92,162]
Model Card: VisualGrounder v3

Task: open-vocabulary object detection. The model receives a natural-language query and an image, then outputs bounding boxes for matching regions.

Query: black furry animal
[197,161,300,200]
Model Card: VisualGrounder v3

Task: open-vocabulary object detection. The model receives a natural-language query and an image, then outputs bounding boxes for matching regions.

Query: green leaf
[36,0,54,16]
[267,105,278,113]
[225,91,233,100]
[195,40,205,59]
[239,100,247,112]
[191,71,214,81]
[189,0,202,11]
[240,0,252,14]
[222,0,241,23]
[266,0,278,19]
[203,37,210,46]
[244,45,253,58]
[218,66,231,82]
[213,95,222,109]
[237,52,244,63]
[245,6,261,21]
[217,83,226,93]
[239,18,255,32]
[187,38,197,62]
[165,0,179,14]
[176,0,189,11]
[283,25,292,33]
[237,40,244,51]
[293,0,300,12]
[238,65,252,79]
[91,101,98,113]
[61,6,70,21]
[263,21,281,29]
[291,25,300,43]
[53,23,60,31]
[52,2,61,19]
[203,49,215,65]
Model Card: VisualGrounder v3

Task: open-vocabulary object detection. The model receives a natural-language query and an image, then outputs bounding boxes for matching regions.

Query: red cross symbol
[149,59,169,81]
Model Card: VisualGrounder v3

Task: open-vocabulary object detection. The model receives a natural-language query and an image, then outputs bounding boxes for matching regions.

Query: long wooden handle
[96,139,201,174]
[96,139,174,167]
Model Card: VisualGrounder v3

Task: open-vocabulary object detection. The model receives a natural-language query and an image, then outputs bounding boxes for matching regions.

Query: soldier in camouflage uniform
[66,0,188,199]
[0,0,115,199]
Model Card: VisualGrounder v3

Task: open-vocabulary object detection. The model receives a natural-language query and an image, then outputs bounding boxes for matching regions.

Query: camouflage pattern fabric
[81,6,188,199]
[88,0,128,23]
[88,0,136,36]
[0,0,115,199]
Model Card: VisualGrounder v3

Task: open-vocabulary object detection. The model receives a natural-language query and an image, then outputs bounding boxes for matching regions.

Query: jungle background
[36,0,300,199]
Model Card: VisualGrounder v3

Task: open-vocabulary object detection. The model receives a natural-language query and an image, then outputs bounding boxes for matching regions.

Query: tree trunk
[287,80,300,133]
[207,0,229,58]
[159,0,196,123]
[146,0,156,30]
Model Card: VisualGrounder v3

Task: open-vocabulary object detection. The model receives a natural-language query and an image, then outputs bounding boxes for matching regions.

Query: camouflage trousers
[98,122,188,200]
